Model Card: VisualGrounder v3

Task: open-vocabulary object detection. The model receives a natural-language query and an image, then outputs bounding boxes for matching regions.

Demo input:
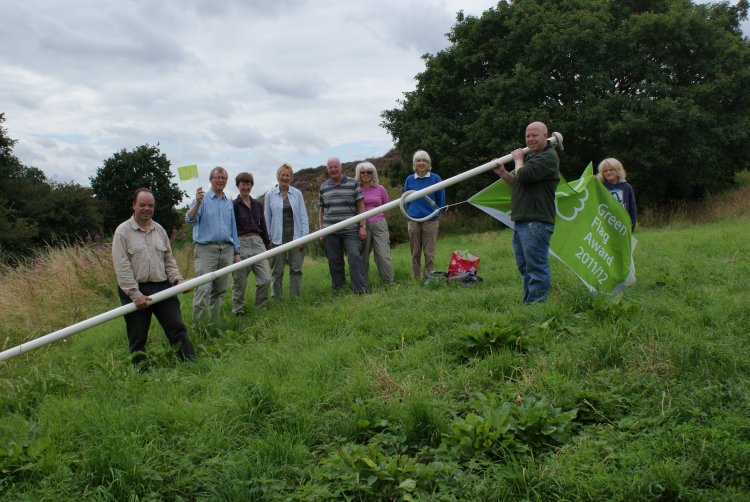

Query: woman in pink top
[355,162,395,285]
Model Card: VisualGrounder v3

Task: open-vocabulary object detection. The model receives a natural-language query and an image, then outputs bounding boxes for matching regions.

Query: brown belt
[240,231,260,237]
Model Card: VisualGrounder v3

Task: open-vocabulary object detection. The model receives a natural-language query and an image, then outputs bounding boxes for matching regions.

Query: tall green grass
[1,209,749,499]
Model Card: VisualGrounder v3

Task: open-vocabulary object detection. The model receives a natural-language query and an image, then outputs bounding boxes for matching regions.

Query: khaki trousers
[361,219,394,284]
[408,220,439,279]
[193,242,234,322]
[271,245,305,297]
[232,235,271,313]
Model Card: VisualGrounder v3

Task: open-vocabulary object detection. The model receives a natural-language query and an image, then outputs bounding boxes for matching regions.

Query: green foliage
[1,215,750,499]
[0,114,103,261]
[0,436,52,480]
[0,426,78,489]
[0,205,39,259]
[582,294,639,322]
[402,399,448,448]
[382,0,750,205]
[445,393,577,460]
[90,144,185,233]
[299,434,466,501]
[453,321,533,359]
[383,160,410,188]
[0,113,23,178]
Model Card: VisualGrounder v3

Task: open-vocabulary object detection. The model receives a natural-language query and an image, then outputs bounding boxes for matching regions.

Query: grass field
[1,205,749,500]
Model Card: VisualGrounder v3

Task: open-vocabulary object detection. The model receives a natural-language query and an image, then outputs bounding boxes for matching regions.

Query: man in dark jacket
[494,121,560,303]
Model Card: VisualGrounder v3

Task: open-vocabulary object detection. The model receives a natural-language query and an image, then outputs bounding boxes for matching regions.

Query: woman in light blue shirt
[264,163,310,297]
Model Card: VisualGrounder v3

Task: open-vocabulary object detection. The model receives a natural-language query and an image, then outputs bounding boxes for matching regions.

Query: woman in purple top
[355,162,395,285]
[597,158,637,232]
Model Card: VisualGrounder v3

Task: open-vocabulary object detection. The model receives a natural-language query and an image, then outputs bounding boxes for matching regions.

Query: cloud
[0,3,194,81]
[250,66,326,100]
[280,126,331,156]
[209,122,269,149]
[175,0,304,19]
[354,0,459,54]
[18,0,733,197]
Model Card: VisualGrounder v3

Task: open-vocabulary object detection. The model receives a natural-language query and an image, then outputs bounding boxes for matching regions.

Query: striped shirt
[319,175,363,228]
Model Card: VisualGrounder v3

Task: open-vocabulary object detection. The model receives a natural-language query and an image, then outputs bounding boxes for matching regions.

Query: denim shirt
[185,189,240,252]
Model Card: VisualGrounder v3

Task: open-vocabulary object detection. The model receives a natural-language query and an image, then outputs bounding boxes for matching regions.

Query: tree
[1,114,38,258]
[0,113,23,178]
[0,114,104,260]
[90,144,185,233]
[35,182,104,242]
[381,0,750,205]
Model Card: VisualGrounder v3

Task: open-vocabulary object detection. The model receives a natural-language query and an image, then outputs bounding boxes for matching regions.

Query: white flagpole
[0,134,562,362]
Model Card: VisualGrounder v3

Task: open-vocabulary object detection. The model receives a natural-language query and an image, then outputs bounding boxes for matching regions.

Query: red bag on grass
[448,250,480,277]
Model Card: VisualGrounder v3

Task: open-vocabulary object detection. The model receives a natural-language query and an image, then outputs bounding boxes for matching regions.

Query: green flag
[177,164,199,181]
[469,163,636,293]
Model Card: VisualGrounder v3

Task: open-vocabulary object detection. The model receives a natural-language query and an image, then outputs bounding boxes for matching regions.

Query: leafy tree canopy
[382,0,750,205]
[0,114,103,261]
[0,113,23,178]
[90,144,185,233]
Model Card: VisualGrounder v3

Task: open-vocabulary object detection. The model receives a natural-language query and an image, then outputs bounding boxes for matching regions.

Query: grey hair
[355,162,379,186]
[209,166,228,180]
[276,163,294,181]
[412,150,432,172]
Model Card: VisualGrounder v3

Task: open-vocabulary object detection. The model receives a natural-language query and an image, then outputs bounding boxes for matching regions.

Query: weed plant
[0,194,749,499]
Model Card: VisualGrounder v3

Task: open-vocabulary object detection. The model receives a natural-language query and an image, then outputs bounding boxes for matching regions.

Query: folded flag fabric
[469,163,636,294]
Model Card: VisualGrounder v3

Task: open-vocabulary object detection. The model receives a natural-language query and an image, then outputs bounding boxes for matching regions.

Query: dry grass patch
[347,356,408,402]
[640,170,750,227]
[0,243,116,347]
[624,336,676,376]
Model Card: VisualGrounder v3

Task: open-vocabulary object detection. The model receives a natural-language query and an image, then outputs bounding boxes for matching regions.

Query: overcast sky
[1,0,747,200]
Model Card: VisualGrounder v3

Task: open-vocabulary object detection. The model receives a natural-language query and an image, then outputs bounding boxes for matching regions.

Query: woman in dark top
[231,172,272,315]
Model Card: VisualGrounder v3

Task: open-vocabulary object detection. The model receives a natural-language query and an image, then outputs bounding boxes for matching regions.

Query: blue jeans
[512,221,554,304]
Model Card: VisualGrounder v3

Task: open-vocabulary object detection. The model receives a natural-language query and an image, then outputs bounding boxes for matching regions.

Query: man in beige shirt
[112,188,195,367]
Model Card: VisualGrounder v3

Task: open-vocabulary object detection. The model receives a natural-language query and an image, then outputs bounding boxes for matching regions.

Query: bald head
[528,122,547,136]
[525,122,548,152]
